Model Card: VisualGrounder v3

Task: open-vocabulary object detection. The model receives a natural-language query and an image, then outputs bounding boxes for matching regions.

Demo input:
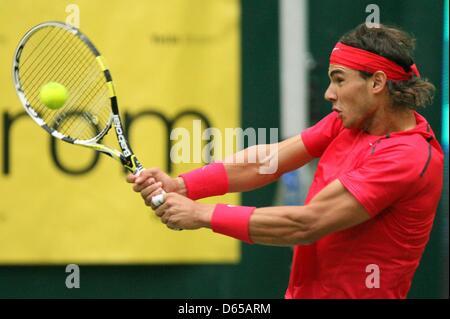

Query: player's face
[325,65,376,130]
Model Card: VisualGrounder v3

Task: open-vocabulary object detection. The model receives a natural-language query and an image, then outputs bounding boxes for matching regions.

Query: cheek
[344,84,369,111]
[340,89,370,126]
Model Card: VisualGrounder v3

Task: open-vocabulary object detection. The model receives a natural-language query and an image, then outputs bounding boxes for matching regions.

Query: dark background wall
[0,0,446,298]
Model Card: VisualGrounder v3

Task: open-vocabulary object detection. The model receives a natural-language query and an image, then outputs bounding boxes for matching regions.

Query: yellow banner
[0,0,240,264]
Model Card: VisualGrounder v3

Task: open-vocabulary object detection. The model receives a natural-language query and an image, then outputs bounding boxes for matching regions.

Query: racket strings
[18,25,112,141]
[21,29,92,104]
[23,32,92,103]
[40,50,104,123]
[20,27,73,84]
[61,75,110,139]
[19,27,64,76]
[22,28,101,126]
[20,27,107,129]
[24,33,94,120]
[41,57,106,135]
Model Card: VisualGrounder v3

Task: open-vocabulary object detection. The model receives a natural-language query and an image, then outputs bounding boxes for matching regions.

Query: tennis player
[128,24,443,298]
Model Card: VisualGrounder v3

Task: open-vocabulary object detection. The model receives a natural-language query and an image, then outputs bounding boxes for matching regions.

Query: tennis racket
[12,21,165,206]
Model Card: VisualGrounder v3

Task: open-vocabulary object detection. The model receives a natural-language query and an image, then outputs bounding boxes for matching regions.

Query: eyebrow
[328,69,345,78]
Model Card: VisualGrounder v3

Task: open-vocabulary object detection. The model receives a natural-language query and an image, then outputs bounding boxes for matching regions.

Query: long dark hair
[339,24,435,110]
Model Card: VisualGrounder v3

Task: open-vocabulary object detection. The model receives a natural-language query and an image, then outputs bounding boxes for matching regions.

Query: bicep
[307,179,371,241]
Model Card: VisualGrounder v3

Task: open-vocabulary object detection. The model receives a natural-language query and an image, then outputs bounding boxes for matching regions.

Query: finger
[133,178,155,193]
[154,199,169,217]
[146,167,162,175]
[147,188,165,209]
[168,225,183,231]
[141,182,162,200]
[135,176,147,185]
[149,187,164,198]
[166,222,177,229]
[166,217,177,229]
[166,218,183,231]
[151,192,166,207]
[135,170,156,184]
[126,174,136,183]
[161,212,171,225]
[135,167,163,183]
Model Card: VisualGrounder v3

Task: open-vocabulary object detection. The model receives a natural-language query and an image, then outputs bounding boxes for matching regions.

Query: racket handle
[133,167,166,207]
[133,165,145,177]
[151,192,165,207]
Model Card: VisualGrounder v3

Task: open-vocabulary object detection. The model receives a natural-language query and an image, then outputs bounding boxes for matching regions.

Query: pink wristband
[179,163,229,200]
[211,204,256,244]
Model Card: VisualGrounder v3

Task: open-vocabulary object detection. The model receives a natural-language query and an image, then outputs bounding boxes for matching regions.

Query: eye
[333,77,345,86]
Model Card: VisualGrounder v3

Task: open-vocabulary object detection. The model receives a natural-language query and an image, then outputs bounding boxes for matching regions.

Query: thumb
[126,174,136,183]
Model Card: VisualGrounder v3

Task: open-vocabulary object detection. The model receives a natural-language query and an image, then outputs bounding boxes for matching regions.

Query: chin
[340,117,351,128]
[342,120,359,130]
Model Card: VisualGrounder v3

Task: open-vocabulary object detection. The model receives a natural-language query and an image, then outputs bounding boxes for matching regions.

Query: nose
[324,84,337,103]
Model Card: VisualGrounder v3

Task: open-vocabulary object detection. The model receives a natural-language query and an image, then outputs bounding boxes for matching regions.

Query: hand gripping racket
[13,21,165,206]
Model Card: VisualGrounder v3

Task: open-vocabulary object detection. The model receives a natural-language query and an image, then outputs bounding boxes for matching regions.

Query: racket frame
[12,21,143,175]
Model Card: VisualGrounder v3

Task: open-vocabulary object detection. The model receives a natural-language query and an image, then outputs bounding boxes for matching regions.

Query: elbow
[249,144,282,179]
[291,229,320,246]
[295,230,321,245]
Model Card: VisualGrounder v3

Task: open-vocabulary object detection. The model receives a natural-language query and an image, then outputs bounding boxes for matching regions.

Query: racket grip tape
[151,192,165,206]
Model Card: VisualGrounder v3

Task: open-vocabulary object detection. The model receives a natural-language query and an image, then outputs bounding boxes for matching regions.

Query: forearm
[199,204,317,246]
[224,144,281,192]
[178,136,312,198]
[250,206,319,246]
[198,180,370,246]
[224,137,313,193]
[166,180,370,248]
[178,144,281,196]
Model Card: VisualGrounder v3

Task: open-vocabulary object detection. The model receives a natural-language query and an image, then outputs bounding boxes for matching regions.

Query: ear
[371,71,388,94]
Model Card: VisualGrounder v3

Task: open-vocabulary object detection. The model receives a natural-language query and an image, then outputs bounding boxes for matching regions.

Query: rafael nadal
[127,24,443,299]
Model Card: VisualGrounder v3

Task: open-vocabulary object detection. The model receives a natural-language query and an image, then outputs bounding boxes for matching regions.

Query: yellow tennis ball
[39,82,68,110]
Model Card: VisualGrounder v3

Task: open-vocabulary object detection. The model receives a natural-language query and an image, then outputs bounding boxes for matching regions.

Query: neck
[364,106,416,136]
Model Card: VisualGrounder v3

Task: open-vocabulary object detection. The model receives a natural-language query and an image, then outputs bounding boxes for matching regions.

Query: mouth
[332,106,342,113]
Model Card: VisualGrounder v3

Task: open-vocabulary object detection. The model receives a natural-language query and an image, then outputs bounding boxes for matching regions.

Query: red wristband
[180,163,229,200]
[211,204,255,244]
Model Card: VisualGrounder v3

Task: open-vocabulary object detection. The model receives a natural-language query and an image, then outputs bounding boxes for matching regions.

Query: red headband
[330,42,420,81]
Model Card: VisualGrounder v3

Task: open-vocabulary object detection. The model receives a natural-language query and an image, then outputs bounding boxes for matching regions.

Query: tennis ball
[39,82,68,110]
